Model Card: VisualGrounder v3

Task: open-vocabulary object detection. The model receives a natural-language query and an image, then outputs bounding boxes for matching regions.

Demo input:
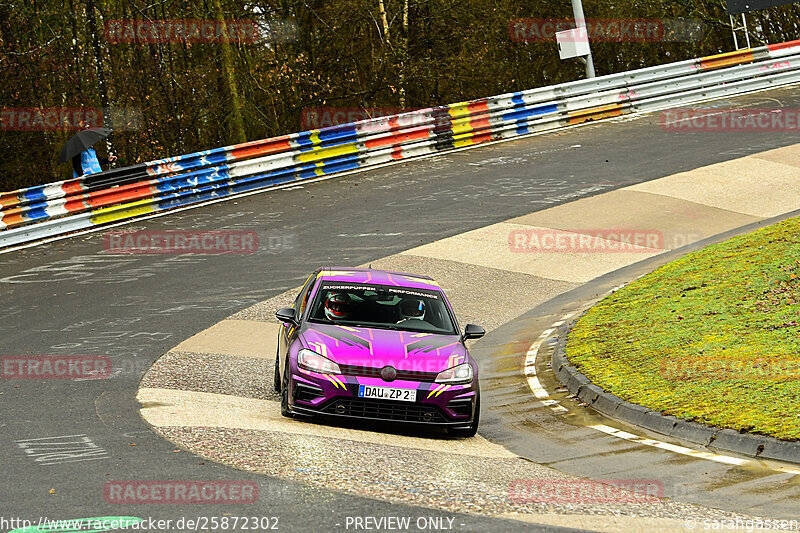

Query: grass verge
[567,216,800,440]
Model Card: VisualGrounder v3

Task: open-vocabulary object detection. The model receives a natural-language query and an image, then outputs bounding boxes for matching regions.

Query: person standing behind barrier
[62,122,117,178]
[71,146,116,178]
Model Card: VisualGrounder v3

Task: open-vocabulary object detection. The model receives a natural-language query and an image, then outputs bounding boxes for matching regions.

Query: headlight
[297,348,341,374]
[435,362,473,384]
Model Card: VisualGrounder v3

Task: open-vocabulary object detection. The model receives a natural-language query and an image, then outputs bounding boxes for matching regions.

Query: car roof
[317,267,440,290]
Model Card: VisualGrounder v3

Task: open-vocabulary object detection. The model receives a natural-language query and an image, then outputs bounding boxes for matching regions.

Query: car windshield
[307,282,458,335]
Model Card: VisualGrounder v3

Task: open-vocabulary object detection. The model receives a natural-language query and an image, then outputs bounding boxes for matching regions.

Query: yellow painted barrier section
[296,142,359,163]
[568,104,624,124]
[451,127,493,147]
[448,102,472,119]
[90,198,157,225]
[454,136,480,148]
[451,120,478,135]
[699,49,754,71]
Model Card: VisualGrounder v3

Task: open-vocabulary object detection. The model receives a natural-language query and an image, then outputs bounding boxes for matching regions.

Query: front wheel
[273,351,281,393]
[280,356,294,418]
[450,393,480,438]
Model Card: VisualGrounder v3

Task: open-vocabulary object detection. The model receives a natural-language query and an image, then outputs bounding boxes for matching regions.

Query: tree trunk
[212,0,247,144]
[378,0,390,42]
[85,0,116,161]
[399,0,408,107]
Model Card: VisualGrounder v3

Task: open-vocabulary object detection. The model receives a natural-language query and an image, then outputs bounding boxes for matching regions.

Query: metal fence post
[571,0,596,78]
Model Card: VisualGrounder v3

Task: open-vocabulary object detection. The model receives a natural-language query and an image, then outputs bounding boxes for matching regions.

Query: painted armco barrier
[3,40,800,249]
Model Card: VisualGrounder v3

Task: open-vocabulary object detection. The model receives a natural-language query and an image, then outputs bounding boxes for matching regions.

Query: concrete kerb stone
[709,429,770,458]
[551,347,569,374]
[551,343,572,385]
[577,383,603,405]
[640,412,679,436]
[758,438,800,463]
[592,392,625,417]
[613,401,653,428]
[554,364,573,387]
[566,372,591,396]
[670,420,718,447]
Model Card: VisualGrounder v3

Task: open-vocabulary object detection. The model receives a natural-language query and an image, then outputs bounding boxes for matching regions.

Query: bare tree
[212,0,247,143]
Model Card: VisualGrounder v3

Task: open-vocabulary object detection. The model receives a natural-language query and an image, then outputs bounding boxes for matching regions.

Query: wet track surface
[2,87,800,530]
[475,219,800,518]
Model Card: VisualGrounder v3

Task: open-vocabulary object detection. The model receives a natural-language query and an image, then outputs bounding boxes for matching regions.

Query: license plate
[358,385,416,402]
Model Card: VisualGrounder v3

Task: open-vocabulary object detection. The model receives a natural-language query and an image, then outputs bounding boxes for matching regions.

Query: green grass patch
[567,216,800,440]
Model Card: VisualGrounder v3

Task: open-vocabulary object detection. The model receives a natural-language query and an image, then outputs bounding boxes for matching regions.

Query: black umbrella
[59,127,113,163]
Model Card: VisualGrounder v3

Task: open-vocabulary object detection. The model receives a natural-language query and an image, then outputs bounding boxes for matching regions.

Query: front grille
[320,398,446,423]
[338,364,438,382]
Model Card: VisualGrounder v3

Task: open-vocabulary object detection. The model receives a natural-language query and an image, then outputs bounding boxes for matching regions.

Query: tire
[280,356,294,418]
[450,393,480,438]
[273,350,281,393]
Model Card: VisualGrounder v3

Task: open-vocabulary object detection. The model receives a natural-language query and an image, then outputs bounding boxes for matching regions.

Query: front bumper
[289,372,477,427]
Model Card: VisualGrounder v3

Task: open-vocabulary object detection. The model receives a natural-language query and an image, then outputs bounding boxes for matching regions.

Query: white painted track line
[523,315,575,414]
[591,424,800,476]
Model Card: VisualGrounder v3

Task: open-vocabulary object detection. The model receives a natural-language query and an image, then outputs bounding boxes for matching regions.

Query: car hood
[299,323,467,373]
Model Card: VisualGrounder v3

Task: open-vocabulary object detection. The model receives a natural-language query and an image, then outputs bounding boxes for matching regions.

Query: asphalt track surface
[2,87,800,531]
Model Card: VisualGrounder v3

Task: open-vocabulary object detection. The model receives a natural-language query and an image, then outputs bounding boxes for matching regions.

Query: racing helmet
[399,298,425,320]
[324,292,351,321]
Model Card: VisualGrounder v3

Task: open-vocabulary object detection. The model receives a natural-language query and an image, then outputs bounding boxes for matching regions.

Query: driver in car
[396,298,426,326]
[324,292,353,322]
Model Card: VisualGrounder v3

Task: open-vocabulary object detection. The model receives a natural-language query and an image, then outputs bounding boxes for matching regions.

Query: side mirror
[276,307,299,325]
[463,324,485,340]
